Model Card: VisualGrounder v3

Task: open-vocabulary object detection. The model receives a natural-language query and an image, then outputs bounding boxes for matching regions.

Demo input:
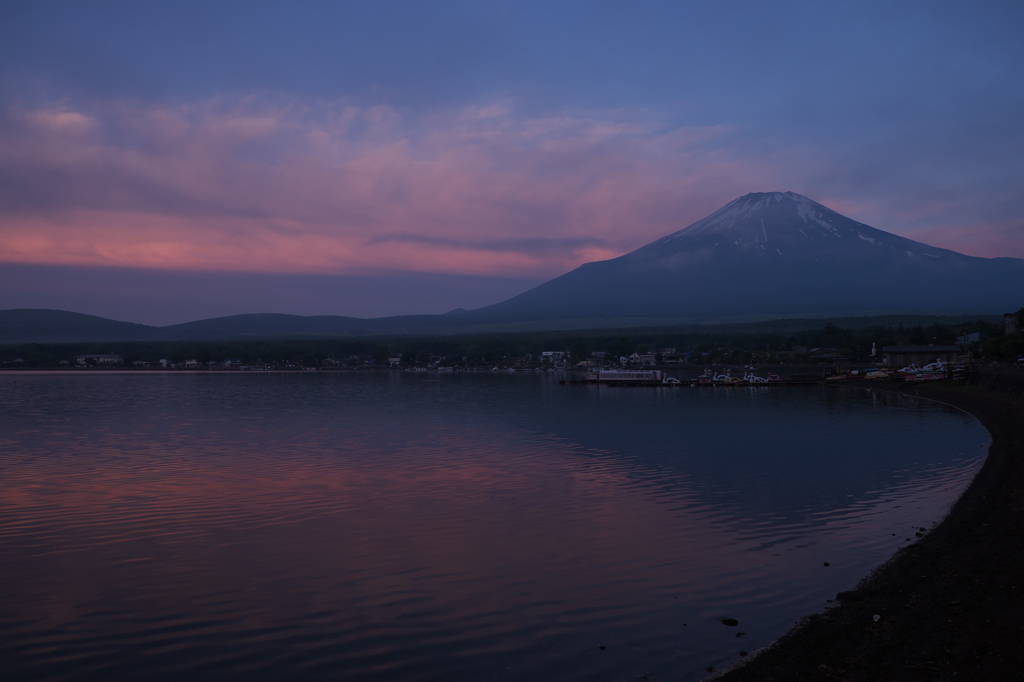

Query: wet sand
[715,381,1024,681]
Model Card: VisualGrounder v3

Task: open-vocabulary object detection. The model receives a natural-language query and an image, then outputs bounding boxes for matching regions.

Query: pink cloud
[1,96,1020,279]
[0,98,761,277]
[25,109,100,135]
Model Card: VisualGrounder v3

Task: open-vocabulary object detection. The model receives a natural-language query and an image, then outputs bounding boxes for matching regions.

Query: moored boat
[564,369,681,385]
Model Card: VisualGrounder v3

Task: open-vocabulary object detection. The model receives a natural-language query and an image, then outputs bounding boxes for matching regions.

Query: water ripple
[0,373,987,681]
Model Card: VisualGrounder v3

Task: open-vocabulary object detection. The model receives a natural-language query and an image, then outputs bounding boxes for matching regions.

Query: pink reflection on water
[0,380,986,681]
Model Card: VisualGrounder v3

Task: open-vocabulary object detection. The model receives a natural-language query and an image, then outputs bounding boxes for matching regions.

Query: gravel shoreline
[714,381,1024,681]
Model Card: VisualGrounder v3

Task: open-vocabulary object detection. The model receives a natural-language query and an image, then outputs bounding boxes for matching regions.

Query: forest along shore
[715,378,1024,682]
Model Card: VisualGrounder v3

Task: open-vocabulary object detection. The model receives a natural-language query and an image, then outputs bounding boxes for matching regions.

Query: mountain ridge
[0,307,1003,346]
[469,191,1024,322]
[3,192,1021,342]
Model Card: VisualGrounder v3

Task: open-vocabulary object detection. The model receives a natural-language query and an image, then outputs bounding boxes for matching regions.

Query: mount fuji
[5,192,1021,342]
[466,191,1024,323]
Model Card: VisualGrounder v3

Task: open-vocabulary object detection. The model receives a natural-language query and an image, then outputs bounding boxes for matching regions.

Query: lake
[0,371,988,681]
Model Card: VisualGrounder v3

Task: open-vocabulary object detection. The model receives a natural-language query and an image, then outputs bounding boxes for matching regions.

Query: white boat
[900,361,948,381]
[585,369,678,385]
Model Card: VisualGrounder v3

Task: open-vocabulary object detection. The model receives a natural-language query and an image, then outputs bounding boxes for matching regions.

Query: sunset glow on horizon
[0,99,741,278]
[2,1,1022,323]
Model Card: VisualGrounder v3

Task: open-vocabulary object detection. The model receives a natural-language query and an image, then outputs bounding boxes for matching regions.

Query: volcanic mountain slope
[469,192,1024,321]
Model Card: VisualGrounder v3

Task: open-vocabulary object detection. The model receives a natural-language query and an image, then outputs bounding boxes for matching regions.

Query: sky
[2,0,1022,326]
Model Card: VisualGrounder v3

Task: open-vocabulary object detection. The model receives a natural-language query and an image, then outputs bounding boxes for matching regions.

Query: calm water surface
[0,372,988,681]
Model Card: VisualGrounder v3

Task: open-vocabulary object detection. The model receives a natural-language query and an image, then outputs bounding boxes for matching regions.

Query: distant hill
[155,312,496,340]
[157,313,368,340]
[0,309,502,344]
[0,309,159,344]
[0,308,1001,345]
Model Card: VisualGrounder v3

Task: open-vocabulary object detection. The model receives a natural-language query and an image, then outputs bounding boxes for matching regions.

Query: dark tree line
[3,313,1017,368]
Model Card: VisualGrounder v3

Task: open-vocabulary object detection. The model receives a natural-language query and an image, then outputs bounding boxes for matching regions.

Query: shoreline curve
[714,380,1024,681]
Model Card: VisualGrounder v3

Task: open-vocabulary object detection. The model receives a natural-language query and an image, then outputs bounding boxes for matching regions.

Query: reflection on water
[0,372,987,680]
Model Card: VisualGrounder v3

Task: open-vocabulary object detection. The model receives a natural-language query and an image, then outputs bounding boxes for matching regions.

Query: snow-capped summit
[470,192,1024,322]
[635,192,950,262]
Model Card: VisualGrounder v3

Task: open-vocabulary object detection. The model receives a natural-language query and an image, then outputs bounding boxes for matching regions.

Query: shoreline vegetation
[715,373,1024,681]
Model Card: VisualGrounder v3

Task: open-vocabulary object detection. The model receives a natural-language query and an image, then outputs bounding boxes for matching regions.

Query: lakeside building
[541,351,568,368]
[882,345,961,367]
[76,354,123,365]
